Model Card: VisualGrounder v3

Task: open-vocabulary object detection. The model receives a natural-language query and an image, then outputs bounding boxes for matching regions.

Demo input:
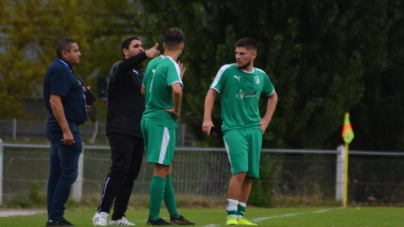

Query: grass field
[0,207,402,227]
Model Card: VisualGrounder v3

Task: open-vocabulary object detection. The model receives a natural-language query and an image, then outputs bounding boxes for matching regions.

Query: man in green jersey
[202,38,278,226]
[141,28,194,226]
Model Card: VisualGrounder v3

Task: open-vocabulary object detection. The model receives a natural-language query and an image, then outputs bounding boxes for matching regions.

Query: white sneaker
[92,212,109,226]
[109,216,136,226]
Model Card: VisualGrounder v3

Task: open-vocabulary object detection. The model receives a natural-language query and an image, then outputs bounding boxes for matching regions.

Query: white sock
[226,198,238,214]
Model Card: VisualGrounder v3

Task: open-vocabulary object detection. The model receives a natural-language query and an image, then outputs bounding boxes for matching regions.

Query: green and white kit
[211,63,275,177]
[141,55,182,165]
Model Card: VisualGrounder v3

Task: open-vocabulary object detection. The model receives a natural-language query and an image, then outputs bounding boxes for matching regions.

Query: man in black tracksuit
[92,37,160,226]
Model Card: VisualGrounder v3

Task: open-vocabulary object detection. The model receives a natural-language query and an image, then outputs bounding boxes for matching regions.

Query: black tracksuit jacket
[106,52,148,138]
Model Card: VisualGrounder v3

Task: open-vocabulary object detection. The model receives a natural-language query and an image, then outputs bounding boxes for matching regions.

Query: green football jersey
[142,56,182,128]
[211,64,275,131]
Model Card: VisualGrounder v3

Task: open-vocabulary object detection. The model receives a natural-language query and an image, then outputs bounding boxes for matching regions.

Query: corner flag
[342,113,354,144]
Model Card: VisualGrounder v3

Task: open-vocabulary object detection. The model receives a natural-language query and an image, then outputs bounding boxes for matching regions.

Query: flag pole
[343,142,349,207]
[341,112,354,208]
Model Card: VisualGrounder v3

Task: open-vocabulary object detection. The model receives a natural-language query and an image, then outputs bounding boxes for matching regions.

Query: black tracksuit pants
[97,133,144,220]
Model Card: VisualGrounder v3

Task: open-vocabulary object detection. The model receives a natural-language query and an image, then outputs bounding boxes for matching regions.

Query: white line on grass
[200,208,334,227]
[311,209,331,213]
[250,212,303,222]
[199,224,222,227]
[0,210,45,217]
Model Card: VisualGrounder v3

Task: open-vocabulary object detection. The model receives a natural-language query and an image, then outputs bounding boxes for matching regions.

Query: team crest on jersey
[254,75,260,84]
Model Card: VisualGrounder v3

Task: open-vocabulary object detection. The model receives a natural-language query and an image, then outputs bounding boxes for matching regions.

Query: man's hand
[259,118,271,134]
[145,43,160,59]
[164,109,180,123]
[202,119,215,135]
[62,130,76,145]
[86,105,90,112]
[178,61,186,79]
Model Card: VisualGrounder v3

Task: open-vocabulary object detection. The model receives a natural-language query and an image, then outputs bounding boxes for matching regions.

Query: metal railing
[0,119,197,146]
[1,140,404,205]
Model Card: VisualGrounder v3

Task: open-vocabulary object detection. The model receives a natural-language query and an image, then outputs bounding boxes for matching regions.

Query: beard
[237,60,251,70]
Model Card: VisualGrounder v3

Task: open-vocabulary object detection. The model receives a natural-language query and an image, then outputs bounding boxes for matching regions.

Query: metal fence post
[336,145,345,202]
[89,121,99,144]
[181,124,186,146]
[0,139,3,205]
[12,118,17,141]
[72,142,84,202]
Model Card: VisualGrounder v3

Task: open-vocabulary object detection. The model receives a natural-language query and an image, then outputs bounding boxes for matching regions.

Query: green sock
[164,174,180,218]
[149,176,166,221]
[237,202,246,218]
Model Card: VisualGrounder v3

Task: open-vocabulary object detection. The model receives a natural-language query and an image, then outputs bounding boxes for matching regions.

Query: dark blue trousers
[46,122,82,221]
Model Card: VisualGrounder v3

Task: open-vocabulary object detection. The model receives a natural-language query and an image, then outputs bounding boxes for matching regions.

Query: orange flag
[342,113,354,144]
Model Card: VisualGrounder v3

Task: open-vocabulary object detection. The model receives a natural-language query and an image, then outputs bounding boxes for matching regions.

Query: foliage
[4,181,46,208]
[28,181,41,203]
[248,155,280,207]
[349,156,404,204]
[2,0,404,150]
[138,0,404,151]
[0,0,145,121]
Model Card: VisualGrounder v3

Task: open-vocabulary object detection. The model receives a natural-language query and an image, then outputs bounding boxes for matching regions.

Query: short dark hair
[121,37,141,58]
[235,38,258,51]
[164,28,185,50]
[56,39,76,58]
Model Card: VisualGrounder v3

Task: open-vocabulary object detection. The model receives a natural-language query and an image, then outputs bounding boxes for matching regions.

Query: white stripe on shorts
[224,141,233,174]
[159,127,170,164]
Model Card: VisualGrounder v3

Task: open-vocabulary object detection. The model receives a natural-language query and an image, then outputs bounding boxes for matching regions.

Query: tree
[0,0,146,121]
[2,0,404,151]
[139,0,404,151]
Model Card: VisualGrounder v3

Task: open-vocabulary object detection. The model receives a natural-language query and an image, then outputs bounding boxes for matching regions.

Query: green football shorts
[223,128,262,178]
[141,119,176,166]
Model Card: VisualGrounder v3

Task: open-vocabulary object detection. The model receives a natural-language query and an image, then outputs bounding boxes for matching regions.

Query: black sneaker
[46,221,58,227]
[60,219,74,226]
[46,219,74,226]
[146,216,172,226]
[170,215,195,225]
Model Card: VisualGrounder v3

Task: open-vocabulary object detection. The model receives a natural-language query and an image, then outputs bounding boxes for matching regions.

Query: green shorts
[141,119,176,166]
[223,128,262,178]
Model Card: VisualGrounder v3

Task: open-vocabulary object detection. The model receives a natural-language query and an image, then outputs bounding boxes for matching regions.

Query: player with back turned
[141,28,194,226]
